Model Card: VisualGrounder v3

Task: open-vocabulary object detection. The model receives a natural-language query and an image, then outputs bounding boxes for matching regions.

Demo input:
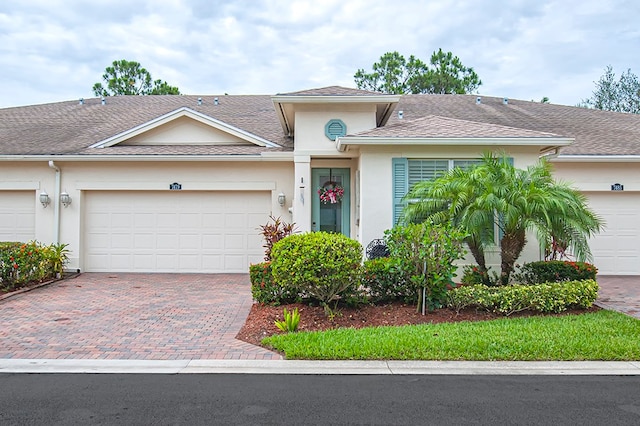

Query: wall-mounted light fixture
[60,191,72,208]
[40,191,50,208]
[277,192,286,207]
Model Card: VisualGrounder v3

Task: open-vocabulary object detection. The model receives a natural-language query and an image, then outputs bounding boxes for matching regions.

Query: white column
[293,155,311,232]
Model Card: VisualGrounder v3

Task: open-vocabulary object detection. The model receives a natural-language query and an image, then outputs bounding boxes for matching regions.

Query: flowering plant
[317,182,344,204]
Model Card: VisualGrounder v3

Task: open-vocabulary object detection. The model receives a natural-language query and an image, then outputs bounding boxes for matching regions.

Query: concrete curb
[2,359,639,375]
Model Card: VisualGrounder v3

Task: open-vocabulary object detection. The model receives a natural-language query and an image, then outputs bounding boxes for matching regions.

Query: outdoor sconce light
[39,191,50,208]
[277,192,286,207]
[60,191,72,208]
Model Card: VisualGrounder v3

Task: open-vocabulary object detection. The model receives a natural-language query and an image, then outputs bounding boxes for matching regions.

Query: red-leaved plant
[258,215,297,261]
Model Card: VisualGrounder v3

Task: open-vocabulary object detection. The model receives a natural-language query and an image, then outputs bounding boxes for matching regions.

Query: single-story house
[1,86,639,275]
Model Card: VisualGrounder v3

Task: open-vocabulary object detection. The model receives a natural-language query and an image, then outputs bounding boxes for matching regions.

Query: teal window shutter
[392,158,408,225]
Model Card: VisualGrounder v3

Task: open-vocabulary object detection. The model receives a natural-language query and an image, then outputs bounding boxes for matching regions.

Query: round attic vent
[324,119,347,141]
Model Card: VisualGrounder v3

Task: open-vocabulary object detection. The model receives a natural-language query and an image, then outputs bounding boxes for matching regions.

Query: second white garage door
[586,192,640,275]
[84,191,271,273]
[0,190,35,242]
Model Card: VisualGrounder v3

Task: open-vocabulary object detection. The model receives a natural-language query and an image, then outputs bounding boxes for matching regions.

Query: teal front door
[312,168,350,236]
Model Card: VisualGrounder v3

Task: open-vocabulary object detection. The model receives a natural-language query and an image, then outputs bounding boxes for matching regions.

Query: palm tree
[403,153,603,284]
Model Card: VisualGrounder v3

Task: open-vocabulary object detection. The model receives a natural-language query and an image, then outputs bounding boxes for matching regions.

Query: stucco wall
[551,161,640,192]
[293,104,377,154]
[357,145,545,270]
[0,160,293,270]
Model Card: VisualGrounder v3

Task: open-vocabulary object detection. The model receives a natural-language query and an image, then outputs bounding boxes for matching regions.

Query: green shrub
[460,265,503,286]
[0,241,69,291]
[385,223,467,311]
[516,260,597,284]
[362,257,413,303]
[271,232,362,311]
[448,279,599,316]
[249,262,298,305]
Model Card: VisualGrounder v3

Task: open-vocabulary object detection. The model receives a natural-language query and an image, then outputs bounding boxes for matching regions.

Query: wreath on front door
[317,181,344,204]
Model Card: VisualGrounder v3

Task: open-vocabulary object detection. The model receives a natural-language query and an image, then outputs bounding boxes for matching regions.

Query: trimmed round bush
[271,232,362,306]
[249,262,298,305]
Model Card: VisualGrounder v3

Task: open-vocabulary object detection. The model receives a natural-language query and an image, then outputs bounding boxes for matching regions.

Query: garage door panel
[84,191,271,273]
[157,213,178,227]
[0,191,36,242]
[203,213,224,226]
[586,193,640,275]
[225,234,245,250]
[224,255,246,271]
[179,234,200,249]
[111,234,133,249]
[202,234,223,249]
[110,254,133,270]
[134,234,155,249]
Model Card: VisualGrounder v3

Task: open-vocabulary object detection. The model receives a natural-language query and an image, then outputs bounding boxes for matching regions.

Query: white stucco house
[1,86,639,275]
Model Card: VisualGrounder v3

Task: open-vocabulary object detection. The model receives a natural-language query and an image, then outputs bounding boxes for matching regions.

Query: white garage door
[586,192,640,275]
[0,191,35,242]
[84,191,271,273]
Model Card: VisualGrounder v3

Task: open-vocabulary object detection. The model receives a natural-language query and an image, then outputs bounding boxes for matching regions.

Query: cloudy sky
[0,0,638,108]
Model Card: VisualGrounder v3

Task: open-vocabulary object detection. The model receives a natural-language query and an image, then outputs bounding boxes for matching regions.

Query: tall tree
[403,153,603,284]
[92,59,180,96]
[354,49,481,94]
[580,65,640,114]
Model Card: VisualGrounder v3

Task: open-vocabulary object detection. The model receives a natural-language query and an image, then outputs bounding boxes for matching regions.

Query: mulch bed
[235,301,600,347]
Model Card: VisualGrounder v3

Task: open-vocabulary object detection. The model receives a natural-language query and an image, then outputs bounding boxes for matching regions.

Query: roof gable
[90,107,279,149]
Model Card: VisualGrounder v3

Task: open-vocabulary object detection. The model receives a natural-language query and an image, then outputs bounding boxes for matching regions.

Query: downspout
[48,160,61,244]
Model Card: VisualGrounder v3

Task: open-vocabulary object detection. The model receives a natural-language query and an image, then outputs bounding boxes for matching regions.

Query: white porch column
[293,155,311,232]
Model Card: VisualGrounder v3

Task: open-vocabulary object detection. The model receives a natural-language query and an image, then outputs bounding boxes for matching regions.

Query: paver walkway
[596,276,640,319]
[0,273,281,360]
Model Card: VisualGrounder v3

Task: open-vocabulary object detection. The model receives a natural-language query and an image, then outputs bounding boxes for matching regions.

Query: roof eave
[552,154,640,162]
[336,136,574,152]
[272,94,401,136]
[0,152,294,162]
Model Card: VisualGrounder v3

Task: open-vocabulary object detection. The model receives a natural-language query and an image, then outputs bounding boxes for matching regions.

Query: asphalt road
[1,374,639,425]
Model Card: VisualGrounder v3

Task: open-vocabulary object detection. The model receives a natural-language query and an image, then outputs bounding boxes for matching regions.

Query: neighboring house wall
[552,161,640,274]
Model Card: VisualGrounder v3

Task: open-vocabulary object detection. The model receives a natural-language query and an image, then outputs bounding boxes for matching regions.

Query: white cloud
[0,0,638,107]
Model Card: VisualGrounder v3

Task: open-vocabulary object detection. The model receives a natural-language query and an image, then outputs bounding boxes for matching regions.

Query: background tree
[579,65,640,114]
[403,153,603,285]
[92,59,180,96]
[354,49,481,94]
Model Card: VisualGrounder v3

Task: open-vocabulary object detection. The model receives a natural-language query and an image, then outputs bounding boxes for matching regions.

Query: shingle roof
[353,114,561,139]
[0,95,291,156]
[278,86,383,96]
[389,94,640,155]
[1,88,639,157]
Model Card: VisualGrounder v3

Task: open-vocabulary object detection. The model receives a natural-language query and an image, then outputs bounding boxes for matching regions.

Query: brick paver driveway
[0,273,280,360]
[597,276,640,319]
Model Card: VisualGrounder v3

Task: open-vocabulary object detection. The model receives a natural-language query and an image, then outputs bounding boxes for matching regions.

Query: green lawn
[262,310,640,360]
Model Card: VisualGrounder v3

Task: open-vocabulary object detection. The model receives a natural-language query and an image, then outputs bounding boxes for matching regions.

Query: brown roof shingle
[389,94,640,155]
[0,95,291,156]
[1,88,639,157]
[353,114,561,139]
[278,86,384,96]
